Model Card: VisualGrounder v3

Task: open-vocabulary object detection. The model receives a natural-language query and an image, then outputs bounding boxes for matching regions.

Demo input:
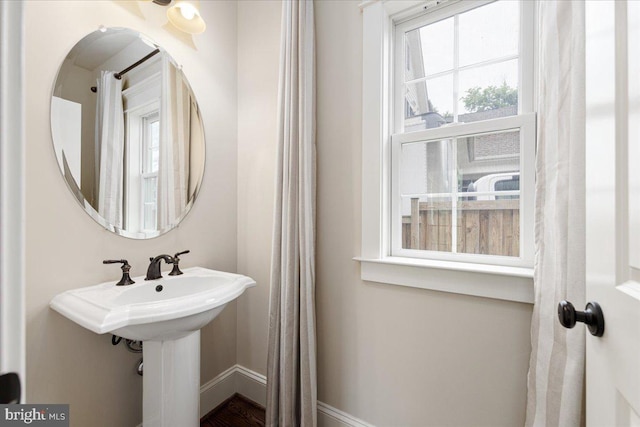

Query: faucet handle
[103,259,128,265]
[174,250,190,258]
[169,250,190,276]
[103,259,135,286]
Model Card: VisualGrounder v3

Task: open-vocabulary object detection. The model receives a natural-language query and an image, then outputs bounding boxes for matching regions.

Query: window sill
[354,257,534,304]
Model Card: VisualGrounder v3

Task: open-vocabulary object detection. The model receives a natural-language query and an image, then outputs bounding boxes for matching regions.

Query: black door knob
[558,300,605,337]
[0,373,20,404]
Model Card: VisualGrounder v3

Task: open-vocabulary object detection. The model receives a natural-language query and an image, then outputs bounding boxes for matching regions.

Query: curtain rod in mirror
[90,48,161,93]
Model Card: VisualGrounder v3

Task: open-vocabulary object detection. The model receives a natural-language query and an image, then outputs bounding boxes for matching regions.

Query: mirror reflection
[51,27,205,239]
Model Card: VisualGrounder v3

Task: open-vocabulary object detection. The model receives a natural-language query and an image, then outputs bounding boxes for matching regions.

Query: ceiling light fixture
[143,0,206,34]
[166,0,206,34]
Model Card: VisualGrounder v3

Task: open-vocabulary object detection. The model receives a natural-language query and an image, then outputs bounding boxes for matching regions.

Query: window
[123,95,161,235]
[391,0,535,268]
[124,104,160,234]
[141,112,160,231]
[122,72,161,237]
[359,0,536,303]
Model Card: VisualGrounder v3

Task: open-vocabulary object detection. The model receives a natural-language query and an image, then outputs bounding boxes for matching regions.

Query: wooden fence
[402,198,519,257]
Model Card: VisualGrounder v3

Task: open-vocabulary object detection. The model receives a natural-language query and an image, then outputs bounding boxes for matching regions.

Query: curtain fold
[266,0,317,426]
[158,57,191,230]
[96,70,125,229]
[526,2,586,426]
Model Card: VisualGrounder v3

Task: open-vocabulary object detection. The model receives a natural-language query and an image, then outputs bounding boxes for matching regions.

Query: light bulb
[179,4,197,20]
[167,1,206,34]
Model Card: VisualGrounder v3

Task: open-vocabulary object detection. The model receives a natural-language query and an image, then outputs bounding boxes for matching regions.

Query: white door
[584,1,640,425]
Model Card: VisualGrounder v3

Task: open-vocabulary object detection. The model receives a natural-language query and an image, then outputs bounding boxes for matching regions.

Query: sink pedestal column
[143,331,200,427]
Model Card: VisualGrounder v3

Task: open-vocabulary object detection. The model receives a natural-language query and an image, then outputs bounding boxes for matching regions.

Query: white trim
[358,0,379,11]
[360,1,432,14]
[393,114,533,143]
[358,257,534,303]
[121,71,161,99]
[199,364,238,417]
[193,365,377,427]
[235,364,267,384]
[198,364,268,417]
[393,0,494,34]
[361,0,390,260]
[0,0,26,398]
[520,0,536,114]
[317,402,376,427]
[356,256,533,278]
[234,365,267,407]
[361,0,537,299]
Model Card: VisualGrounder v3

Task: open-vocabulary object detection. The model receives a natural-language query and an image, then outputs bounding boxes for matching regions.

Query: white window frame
[123,72,161,237]
[357,0,537,303]
[140,111,160,232]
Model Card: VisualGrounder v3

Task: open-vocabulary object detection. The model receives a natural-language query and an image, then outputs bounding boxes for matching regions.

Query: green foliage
[461,82,518,113]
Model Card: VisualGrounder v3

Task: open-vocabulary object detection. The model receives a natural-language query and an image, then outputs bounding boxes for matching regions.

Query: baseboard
[317,401,375,427]
[198,364,374,427]
[234,365,267,406]
[199,364,239,417]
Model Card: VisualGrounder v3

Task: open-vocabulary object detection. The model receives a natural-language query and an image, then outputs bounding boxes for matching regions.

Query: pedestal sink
[50,267,255,427]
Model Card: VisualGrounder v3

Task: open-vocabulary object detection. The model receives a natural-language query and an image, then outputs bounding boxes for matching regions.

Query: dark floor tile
[201,394,265,427]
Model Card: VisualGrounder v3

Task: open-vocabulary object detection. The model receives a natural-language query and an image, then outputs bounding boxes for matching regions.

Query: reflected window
[142,113,160,231]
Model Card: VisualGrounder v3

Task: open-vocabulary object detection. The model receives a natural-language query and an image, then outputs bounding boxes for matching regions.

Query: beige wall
[236,0,281,377]
[236,1,534,426]
[25,2,237,426]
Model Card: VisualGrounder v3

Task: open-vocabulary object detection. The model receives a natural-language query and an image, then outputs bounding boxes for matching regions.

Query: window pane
[459,1,519,68]
[150,147,159,173]
[143,176,157,230]
[401,196,452,252]
[150,120,160,172]
[401,139,453,195]
[143,119,160,174]
[458,59,518,120]
[405,17,454,81]
[457,130,520,194]
[143,203,157,231]
[143,176,157,203]
[404,75,454,131]
[456,196,520,257]
[150,120,160,147]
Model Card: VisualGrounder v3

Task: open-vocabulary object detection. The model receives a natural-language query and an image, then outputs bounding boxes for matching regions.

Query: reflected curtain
[158,57,191,230]
[96,70,125,229]
[266,0,317,426]
[525,2,585,426]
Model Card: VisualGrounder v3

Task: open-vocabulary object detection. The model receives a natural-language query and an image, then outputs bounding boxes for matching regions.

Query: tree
[461,82,517,113]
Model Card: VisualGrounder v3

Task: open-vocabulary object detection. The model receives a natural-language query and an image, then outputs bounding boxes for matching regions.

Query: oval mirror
[51,27,205,239]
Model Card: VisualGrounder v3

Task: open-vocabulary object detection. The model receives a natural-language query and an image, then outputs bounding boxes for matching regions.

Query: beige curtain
[526,2,585,426]
[158,57,191,230]
[266,0,316,426]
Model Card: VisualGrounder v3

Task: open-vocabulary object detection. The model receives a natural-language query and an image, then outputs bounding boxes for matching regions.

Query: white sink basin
[50,266,256,427]
[50,267,255,341]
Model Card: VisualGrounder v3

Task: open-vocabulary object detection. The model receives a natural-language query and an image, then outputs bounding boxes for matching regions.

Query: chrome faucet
[145,254,174,281]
